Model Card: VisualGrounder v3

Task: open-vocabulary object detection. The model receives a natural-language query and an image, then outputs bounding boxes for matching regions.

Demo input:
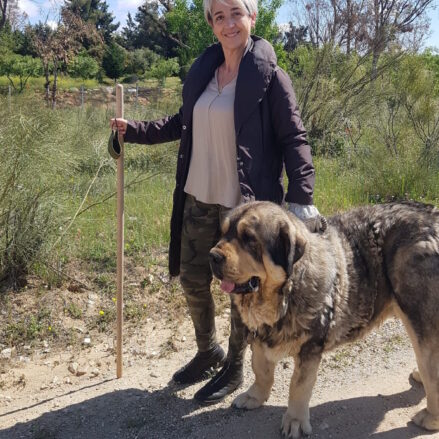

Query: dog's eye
[241,231,256,244]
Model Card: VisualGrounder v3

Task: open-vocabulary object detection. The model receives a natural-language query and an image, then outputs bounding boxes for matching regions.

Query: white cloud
[18,0,65,24]
[46,20,58,29]
[116,0,144,11]
[17,0,40,19]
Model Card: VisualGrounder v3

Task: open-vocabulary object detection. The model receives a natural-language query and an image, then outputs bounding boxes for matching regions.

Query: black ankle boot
[193,360,243,404]
[172,345,226,385]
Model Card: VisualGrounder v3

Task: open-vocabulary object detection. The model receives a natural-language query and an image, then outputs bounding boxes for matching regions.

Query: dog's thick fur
[209,201,439,438]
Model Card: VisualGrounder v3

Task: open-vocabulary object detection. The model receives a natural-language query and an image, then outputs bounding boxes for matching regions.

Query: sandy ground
[0,314,438,439]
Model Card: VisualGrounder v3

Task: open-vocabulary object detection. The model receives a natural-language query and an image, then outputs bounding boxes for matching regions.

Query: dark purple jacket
[125,36,315,276]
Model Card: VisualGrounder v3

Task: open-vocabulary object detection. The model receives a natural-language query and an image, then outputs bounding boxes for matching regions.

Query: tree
[290,0,434,67]
[102,41,126,82]
[148,57,180,86]
[0,0,27,31]
[0,53,42,91]
[254,0,283,43]
[63,0,119,43]
[396,55,439,160]
[283,23,309,52]
[0,0,7,31]
[366,0,433,77]
[120,2,179,57]
[30,10,96,107]
[125,47,160,76]
[67,50,99,79]
[166,0,211,59]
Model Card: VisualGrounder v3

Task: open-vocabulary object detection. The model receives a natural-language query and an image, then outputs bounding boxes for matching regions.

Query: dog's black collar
[232,276,260,295]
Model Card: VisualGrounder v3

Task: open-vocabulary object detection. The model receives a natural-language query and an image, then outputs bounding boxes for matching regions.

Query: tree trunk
[0,0,8,31]
[346,0,352,55]
[44,71,50,106]
[51,60,58,110]
[371,0,381,80]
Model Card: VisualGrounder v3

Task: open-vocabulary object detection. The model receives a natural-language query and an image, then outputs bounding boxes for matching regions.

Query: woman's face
[209,0,256,53]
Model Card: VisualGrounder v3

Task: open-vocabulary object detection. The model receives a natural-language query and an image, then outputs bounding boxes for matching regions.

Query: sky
[19,0,439,50]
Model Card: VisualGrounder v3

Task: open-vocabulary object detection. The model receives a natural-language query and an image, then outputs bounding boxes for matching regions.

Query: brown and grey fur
[209,201,439,438]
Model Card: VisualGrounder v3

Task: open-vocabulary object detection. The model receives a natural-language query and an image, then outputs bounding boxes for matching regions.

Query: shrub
[147,58,179,87]
[125,48,159,77]
[0,53,42,92]
[67,52,100,80]
[122,74,139,84]
[102,42,126,82]
[0,97,77,289]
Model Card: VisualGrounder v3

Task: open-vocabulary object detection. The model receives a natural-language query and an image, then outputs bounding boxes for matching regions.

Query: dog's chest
[248,322,306,360]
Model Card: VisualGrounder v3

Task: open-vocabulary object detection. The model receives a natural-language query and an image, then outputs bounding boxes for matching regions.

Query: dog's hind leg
[391,242,439,431]
[411,368,422,384]
[412,350,439,431]
[395,307,439,431]
[232,341,275,410]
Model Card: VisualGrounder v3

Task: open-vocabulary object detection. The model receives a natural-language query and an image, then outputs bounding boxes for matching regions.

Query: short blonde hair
[203,0,258,23]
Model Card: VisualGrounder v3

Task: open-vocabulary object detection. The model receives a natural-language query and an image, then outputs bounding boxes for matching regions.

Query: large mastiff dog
[208,201,439,438]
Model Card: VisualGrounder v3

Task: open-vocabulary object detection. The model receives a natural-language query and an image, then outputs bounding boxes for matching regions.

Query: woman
[110,0,320,404]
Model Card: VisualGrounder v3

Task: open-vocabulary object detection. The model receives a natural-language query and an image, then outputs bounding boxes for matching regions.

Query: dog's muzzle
[209,249,260,295]
[224,276,260,295]
[208,249,225,278]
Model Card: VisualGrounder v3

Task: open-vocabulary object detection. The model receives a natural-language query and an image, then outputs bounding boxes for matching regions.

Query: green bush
[147,58,180,87]
[0,89,181,289]
[0,53,42,92]
[0,97,74,287]
[125,48,159,77]
[102,42,127,82]
[67,52,100,80]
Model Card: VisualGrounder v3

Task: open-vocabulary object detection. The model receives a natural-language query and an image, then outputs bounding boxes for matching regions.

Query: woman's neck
[221,45,246,73]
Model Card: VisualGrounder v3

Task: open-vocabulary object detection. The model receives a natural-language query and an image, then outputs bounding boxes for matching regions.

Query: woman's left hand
[288,203,327,233]
[110,118,128,136]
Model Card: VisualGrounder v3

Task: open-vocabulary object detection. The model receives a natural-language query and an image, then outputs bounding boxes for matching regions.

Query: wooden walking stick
[116,84,124,378]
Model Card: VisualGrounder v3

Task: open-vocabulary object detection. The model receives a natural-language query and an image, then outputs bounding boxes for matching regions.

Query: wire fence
[0,85,11,95]
[1,83,181,111]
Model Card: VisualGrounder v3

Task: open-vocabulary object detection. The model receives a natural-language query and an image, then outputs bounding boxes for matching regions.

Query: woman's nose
[225,17,236,27]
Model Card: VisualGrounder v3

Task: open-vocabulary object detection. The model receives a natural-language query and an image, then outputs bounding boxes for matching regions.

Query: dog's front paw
[232,391,264,410]
[281,410,312,438]
[412,408,439,431]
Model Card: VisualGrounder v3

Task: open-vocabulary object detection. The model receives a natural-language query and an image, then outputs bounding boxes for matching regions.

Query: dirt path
[0,315,438,439]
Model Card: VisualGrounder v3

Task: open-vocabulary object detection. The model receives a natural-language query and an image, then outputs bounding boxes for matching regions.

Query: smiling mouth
[220,277,260,295]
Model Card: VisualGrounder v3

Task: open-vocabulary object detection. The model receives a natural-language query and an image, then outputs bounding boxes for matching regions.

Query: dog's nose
[209,250,225,266]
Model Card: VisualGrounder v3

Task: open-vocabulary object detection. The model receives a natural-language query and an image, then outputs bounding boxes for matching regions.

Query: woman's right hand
[110,118,128,136]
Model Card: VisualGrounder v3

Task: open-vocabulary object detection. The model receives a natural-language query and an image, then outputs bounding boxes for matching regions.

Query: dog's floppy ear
[269,219,306,276]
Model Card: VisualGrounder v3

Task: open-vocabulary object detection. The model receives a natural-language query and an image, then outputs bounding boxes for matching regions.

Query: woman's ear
[250,12,256,28]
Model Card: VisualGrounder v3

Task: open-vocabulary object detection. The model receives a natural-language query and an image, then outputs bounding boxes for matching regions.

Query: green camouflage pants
[180,194,247,363]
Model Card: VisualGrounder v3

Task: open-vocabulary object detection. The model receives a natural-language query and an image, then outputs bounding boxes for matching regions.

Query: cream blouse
[184,69,241,208]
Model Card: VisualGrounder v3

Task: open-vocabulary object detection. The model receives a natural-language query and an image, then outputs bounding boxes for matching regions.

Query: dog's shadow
[0,378,432,439]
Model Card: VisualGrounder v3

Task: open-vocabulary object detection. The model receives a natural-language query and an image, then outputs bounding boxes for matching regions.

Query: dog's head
[209,202,307,327]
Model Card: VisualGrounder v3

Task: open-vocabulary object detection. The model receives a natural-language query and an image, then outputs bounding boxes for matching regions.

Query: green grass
[313,157,369,215]
[66,171,175,268]
[4,307,55,345]
[1,85,439,290]
[64,302,83,319]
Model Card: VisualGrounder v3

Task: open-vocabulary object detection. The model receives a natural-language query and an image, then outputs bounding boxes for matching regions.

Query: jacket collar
[182,36,277,134]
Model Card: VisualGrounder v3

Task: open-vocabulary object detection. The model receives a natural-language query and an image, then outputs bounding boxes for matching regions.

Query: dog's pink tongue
[220,280,235,293]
